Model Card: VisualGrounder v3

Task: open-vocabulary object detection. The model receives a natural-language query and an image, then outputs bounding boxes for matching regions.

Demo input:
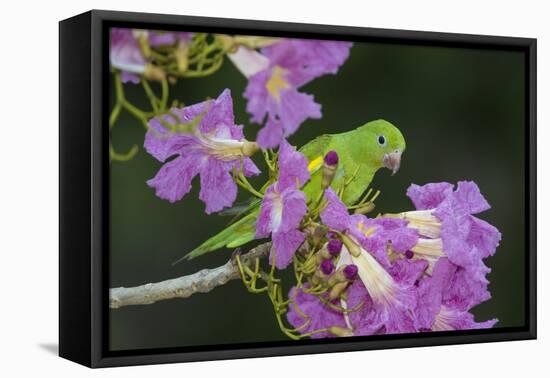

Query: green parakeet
[183,119,405,260]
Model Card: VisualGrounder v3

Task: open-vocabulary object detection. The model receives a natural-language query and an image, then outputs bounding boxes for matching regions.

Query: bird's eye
[377,135,387,147]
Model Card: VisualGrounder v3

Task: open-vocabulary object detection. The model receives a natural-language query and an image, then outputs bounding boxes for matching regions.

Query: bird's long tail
[181,210,259,262]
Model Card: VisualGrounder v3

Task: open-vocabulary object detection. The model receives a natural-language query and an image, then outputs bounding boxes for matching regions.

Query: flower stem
[109,103,122,130]
[141,79,160,113]
[160,77,169,110]
[109,142,139,162]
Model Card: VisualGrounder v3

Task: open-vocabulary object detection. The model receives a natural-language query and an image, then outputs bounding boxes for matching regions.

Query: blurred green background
[109,36,526,351]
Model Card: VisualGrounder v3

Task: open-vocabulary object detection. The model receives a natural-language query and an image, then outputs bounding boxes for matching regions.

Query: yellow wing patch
[308,156,324,173]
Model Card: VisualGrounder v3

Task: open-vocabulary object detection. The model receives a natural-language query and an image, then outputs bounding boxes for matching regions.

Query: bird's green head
[357,119,406,175]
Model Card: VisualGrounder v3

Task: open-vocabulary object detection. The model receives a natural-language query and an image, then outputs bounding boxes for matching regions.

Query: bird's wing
[300,134,332,167]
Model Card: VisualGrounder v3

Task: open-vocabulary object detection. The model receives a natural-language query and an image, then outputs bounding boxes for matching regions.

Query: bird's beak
[382,150,402,175]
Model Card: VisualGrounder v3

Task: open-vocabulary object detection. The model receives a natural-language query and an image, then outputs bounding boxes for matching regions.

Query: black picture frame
[59,9,537,368]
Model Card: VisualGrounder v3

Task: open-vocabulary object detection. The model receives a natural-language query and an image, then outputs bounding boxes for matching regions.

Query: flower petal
[287,286,347,338]
[244,70,270,125]
[146,152,202,203]
[432,306,497,331]
[256,116,284,148]
[271,229,305,269]
[467,216,502,259]
[453,181,491,214]
[349,216,390,267]
[415,258,456,330]
[277,139,310,191]
[262,39,352,86]
[240,157,261,177]
[244,39,351,148]
[439,215,473,267]
[148,31,192,47]
[351,216,420,267]
[120,71,141,84]
[171,89,236,136]
[144,116,195,162]
[383,296,418,334]
[407,182,454,210]
[346,279,417,335]
[272,88,322,137]
[148,31,177,46]
[350,244,418,334]
[110,28,146,74]
[201,89,236,134]
[345,281,383,336]
[228,46,270,78]
[198,159,238,214]
[278,188,308,233]
[443,261,492,311]
[321,188,351,231]
[389,258,428,287]
[255,186,277,238]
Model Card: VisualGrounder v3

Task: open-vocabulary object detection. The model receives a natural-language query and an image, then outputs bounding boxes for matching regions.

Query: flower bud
[217,34,237,52]
[343,264,359,280]
[315,240,336,263]
[328,281,349,300]
[144,64,166,81]
[328,264,358,286]
[324,150,339,166]
[233,36,280,49]
[405,250,414,259]
[312,258,335,285]
[134,30,151,58]
[327,239,343,257]
[322,151,339,189]
[341,234,362,257]
[354,202,376,215]
[320,259,335,276]
[175,46,190,74]
[328,326,354,337]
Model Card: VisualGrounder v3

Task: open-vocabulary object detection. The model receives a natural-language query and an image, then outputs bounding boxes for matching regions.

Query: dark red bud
[327,239,343,256]
[324,150,339,166]
[320,259,335,275]
[343,264,358,280]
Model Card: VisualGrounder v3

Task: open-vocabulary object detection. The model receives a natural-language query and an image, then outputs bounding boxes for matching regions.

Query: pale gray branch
[109,242,271,309]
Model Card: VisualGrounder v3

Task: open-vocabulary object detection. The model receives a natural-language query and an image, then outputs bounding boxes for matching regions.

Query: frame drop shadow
[38,343,58,356]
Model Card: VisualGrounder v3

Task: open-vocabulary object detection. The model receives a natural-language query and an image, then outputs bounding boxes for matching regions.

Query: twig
[109,242,271,309]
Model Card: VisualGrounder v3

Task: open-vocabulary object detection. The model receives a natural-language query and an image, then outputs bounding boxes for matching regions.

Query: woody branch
[109,242,271,309]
